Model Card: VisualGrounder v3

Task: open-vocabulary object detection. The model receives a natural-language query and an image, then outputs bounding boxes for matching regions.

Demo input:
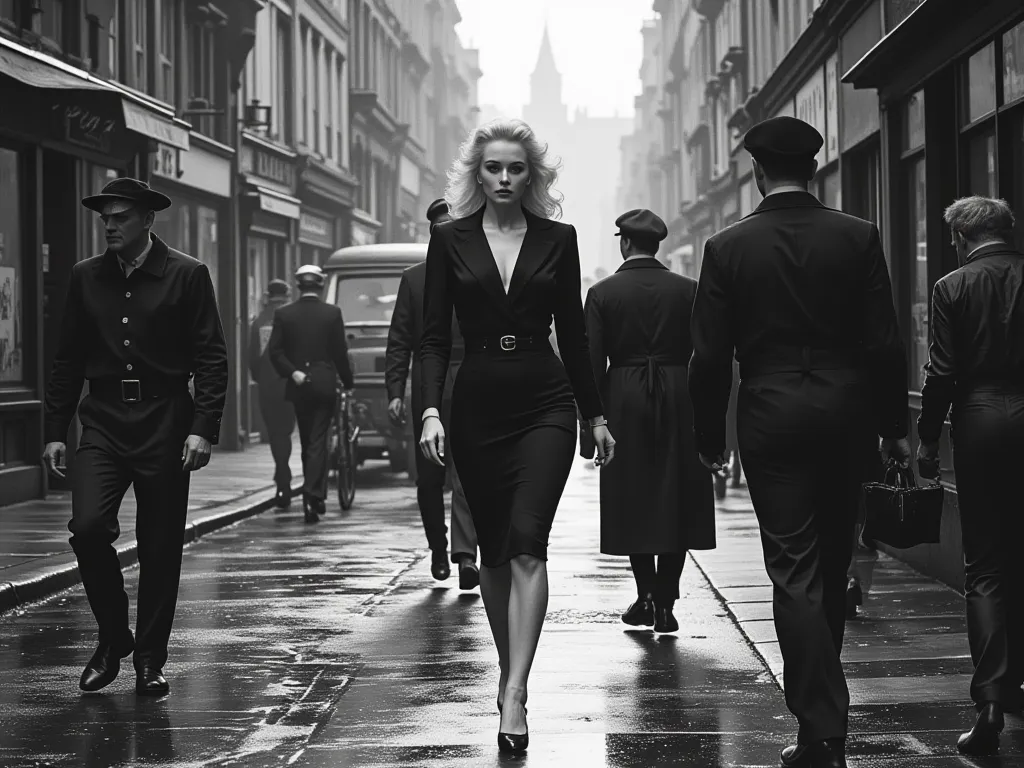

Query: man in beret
[42,177,228,696]
[688,116,910,768]
[584,209,715,635]
[384,199,480,589]
[248,278,296,508]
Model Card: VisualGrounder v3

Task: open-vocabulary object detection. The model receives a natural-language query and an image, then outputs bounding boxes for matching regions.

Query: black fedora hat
[82,177,172,214]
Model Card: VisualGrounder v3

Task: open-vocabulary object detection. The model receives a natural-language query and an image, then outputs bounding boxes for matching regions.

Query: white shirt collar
[965,240,1006,260]
[120,236,153,274]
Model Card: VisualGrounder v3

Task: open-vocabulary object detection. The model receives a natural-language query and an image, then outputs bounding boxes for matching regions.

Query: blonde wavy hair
[444,118,563,220]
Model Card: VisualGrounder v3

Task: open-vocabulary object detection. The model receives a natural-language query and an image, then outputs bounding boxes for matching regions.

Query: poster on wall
[0,266,17,380]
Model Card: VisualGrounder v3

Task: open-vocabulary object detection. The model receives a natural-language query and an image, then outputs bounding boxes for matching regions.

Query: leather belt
[89,376,189,403]
[609,355,687,395]
[464,335,543,353]
[740,346,862,379]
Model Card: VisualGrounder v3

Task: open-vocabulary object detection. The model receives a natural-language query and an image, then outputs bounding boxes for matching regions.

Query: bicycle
[330,387,359,510]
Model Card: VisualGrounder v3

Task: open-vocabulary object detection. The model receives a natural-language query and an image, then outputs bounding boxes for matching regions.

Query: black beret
[267,279,289,297]
[426,198,449,223]
[614,208,668,242]
[743,116,823,159]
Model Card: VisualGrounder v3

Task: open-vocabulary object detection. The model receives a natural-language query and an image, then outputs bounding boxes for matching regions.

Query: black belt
[609,356,688,395]
[464,335,544,353]
[89,376,189,403]
[739,346,862,379]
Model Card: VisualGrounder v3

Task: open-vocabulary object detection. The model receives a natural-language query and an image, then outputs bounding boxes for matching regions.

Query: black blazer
[918,243,1024,442]
[384,261,464,411]
[268,295,354,399]
[419,206,603,419]
[688,191,908,456]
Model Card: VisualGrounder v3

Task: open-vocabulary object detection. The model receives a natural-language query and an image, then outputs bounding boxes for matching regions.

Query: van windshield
[335,275,401,323]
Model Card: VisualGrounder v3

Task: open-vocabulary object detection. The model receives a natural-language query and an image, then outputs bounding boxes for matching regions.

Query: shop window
[33,0,64,48]
[1011,112,1024,253]
[247,237,268,321]
[903,90,925,151]
[844,140,881,226]
[0,149,24,385]
[962,43,997,125]
[87,166,120,257]
[907,157,928,392]
[196,206,219,303]
[1005,21,1024,105]
[153,202,190,254]
[966,129,997,197]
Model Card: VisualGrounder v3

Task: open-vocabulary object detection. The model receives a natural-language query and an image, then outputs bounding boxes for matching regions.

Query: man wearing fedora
[385,198,480,588]
[584,209,715,634]
[249,279,296,508]
[688,116,910,768]
[42,177,228,696]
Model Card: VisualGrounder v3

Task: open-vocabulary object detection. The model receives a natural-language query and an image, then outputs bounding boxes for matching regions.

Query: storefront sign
[153,142,232,197]
[825,54,839,165]
[122,99,189,151]
[350,220,377,246]
[299,211,335,249]
[51,99,118,153]
[152,144,179,179]
[796,68,827,169]
[240,144,296,188]
[258,190,301,220]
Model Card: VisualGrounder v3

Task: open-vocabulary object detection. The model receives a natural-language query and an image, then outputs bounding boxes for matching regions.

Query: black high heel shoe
[957,702,1003,756]
[497,698,528,754]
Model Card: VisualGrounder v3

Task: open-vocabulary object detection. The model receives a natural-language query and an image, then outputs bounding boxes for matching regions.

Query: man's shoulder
[709,206,876,249]
[164,246,205,272]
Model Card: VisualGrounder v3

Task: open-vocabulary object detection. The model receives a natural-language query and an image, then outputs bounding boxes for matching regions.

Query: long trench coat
[583,258,716,555]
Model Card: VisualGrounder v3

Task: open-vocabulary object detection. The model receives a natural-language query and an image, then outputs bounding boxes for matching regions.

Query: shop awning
[253,186,302,220]
[0,37,190,151]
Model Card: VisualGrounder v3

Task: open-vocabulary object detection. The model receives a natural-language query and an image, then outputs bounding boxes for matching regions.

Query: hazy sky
[455,0,654,119]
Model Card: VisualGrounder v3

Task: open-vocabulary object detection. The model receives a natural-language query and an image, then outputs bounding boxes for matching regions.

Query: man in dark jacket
[585,209,714,635]
[42,178,228,697]
[248,279,295,507]
[385,199,480,588]
[688,116,910,768]
[268,264,354,523]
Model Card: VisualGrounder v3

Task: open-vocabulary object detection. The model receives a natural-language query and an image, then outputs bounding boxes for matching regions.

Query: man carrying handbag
[269,265,355,522]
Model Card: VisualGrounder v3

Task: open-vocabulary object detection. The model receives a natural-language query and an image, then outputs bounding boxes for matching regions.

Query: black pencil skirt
[449,344,577,568]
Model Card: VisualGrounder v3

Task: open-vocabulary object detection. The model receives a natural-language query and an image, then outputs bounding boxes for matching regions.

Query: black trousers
[69,392,193,670]
[413,408,448,553]
[257,379,295,490]
[952,385,1024,709]
[738,370,877,744]
[294,395,333,501]
[630,553,686,605]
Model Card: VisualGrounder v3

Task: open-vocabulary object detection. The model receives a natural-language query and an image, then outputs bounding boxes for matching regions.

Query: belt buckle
[499,335,516,351]
[121,379,141,403]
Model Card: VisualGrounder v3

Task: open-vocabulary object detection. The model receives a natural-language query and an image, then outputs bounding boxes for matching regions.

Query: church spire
[533,22,558,77]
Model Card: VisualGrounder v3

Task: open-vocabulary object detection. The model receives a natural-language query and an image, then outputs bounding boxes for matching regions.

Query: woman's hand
[592,423,615,467]
[419,415,446,467]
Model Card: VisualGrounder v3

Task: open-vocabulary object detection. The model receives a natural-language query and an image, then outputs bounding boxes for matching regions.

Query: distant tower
[523,24,566,141]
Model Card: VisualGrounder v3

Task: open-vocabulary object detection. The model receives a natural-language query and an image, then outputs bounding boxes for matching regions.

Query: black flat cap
[267,279,289,297]
[426,198,449,223]
[743,116,823,159]
[614,208,668,242]
[82,177,172,214]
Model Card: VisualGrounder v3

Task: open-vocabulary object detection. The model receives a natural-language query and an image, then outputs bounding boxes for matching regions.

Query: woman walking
[918,196,1024,756]
[418,119,614,754]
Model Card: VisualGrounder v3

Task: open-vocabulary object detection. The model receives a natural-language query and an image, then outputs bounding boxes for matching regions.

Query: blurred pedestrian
[268,265,354,523]
[688,116,910,768]
[419,118,613,754]
[385,199,480,587]
[42,177,228,696]
[248,279,295,508]
[584,208,714,634]
[918,196,1024,756]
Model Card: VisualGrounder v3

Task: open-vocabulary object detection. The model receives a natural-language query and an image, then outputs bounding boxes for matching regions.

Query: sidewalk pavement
[0,436,303,615]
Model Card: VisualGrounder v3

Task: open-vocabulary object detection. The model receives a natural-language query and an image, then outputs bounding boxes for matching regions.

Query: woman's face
[478,140,530,207]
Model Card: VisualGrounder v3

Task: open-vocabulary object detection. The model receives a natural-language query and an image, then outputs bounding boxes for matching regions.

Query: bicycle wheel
[337,404,356,510]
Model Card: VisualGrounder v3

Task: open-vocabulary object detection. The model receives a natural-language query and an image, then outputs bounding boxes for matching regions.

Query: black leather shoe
[458,560,480,590]
[654,605,679,633]
[135,664,170,696]
[845,578,863,620]
[274,487,290,509]
[622,594,655,627]
[957,702,1003,756]
[497,703,529,754]
[303,496,319,524]
[80,638,134,692]
[431,553,450,581]
[780,742,809,767]
[783,738,846,767]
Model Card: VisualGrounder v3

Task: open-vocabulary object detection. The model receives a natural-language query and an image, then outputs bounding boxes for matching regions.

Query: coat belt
[608,355,687,395]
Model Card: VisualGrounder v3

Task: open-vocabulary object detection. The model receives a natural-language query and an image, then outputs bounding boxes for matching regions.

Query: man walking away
[385,199,480,587]
[585,209,715,634]
[42,177,228,697]
[268,265,354,523]
[688,116,910,768]
[248,279,295,508]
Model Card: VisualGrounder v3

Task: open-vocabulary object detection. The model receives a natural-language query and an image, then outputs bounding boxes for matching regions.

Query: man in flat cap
[42,177,228,696]
[385,199,480,588]
[688,116,910,767]
[249,279,296,507]
[268,264,354,523]
[584,209,715,634]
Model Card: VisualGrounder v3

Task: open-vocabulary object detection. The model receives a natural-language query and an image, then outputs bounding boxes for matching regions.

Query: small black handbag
[862,459,944,549]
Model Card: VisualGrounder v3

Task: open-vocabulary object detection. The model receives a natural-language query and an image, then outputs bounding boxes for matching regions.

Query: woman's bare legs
[479,562,512,708]
[499,553,549,735]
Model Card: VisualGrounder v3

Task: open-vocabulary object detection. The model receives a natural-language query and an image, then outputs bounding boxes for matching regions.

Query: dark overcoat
[584,257,715,555]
